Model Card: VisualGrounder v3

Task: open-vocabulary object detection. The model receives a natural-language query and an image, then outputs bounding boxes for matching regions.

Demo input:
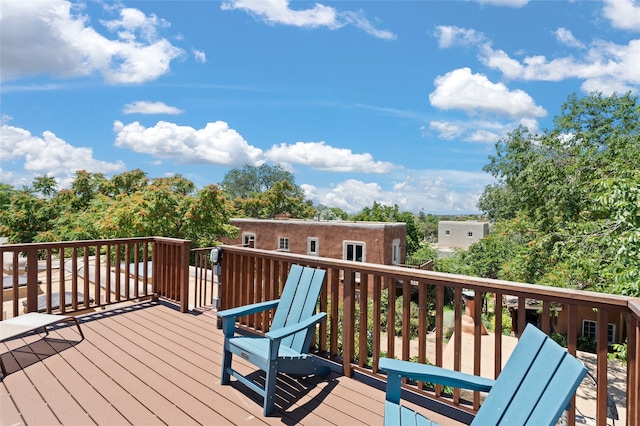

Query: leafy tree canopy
[351,201,422,255]
[0,171,236,248]
[473,92,640,295]
[222,164,314,219]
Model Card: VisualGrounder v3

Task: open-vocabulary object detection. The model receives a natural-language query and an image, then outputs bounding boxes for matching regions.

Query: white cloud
[193,49,207,63]
[221,0,395,40]
[428,121,465,140]
[0,0,183,84]
[0,124,125,188]
[113,120,264,166]
[123,101,184,115]
[479,40,640,94]
[429,67,547,118]
[302,170,494,214]
[435,26,485,48]
[603,0,640,31]
[428,117,529,144]
[555,28,585,49]
[265,141,395,173]
[302,179,391,214]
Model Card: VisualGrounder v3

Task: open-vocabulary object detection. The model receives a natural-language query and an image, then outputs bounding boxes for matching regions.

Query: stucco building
[437,220,489,250]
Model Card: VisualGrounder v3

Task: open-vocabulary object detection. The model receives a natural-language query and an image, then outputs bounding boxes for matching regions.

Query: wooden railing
[211,245,640,426]
[1,237,192,318]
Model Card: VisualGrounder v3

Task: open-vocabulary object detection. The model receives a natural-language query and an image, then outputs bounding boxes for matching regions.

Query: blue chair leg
[221,349,232,385]
[263,360,278,415]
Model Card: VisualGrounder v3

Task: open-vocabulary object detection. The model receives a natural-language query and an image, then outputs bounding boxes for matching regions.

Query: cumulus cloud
[0,0,183,84]
[479,40,640,94]
[603,0,640,31]
[429,67,547,118]
[0,124,125,187]
[302,179,391,214]
[221,0,395,40]
[265,141,395,173]
[113,120,264,166]
[123,101,184,115]
[435,26,485,48]
[555,28,585,49]
[302,169,494,214]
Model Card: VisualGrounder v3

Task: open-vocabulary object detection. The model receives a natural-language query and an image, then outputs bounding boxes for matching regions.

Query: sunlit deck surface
[1,301,462,426]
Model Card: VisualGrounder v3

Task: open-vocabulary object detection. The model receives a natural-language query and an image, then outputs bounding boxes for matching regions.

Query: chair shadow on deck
[1,334,83,378]
[229,368,339,424]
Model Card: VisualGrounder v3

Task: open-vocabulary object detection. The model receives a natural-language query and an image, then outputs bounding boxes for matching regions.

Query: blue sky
[1,0,639,214]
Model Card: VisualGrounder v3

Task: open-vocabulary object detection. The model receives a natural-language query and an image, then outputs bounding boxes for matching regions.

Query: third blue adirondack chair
[218,264,330,415]
[380,324,587,426]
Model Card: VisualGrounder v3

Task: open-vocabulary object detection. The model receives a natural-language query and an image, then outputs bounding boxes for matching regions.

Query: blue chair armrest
[218,299,280,319]
[379,357,495,392]
[219,299,280,337]
[265,312,327,341]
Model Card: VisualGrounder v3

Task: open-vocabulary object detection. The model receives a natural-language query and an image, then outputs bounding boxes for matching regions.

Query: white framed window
[278,237,290,251]
[344,241,365,263]
[445,230,451,236]
[582,319,616,344]
[467,231,474,238]
[392,238,401,265]
[243,233,256,248]
[307,237,319,256]
[343,241,365,282]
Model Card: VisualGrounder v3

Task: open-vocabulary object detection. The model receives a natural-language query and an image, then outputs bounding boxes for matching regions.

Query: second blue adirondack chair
[218,264,330,415]
[380,324,587,426]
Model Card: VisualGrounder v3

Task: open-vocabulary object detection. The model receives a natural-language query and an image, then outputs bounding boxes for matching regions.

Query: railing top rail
[220,245,637,310]
[0,237,156,251]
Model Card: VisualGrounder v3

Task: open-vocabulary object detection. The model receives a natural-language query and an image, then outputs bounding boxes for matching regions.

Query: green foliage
[0,172,237,248]
[221,164,314,219]
[351,201,422,255]
[609,342,627,364]
[473,92,640,295]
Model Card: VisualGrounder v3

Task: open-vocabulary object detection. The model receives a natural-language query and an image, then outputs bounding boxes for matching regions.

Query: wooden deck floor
[1,301,463,426]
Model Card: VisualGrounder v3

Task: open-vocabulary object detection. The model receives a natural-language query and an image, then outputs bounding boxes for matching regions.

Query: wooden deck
[1,300,462,426]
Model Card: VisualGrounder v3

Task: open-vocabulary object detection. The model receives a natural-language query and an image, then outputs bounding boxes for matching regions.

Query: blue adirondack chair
[380,324,587,426]
[218,264,330,415]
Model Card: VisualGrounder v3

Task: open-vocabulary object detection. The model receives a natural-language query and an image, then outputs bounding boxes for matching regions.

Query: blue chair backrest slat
[524,354,587,425]
[471,325,546,425]
[270,264,304,330]
[494,338,567,424]
[269,265,326,353]
[473,325,586,426]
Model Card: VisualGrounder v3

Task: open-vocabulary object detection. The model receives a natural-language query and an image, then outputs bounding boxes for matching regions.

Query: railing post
[179,239,190,313]
[25,247,39,313]
[342,267,355,377]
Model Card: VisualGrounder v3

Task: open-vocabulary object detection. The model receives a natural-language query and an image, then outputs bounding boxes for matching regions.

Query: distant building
[437,220,489,250]
[222,217,407,266]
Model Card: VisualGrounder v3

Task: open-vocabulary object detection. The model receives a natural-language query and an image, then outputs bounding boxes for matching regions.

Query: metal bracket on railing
[210,247,222,310]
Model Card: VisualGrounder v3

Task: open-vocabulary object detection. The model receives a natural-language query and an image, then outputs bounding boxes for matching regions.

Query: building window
[243,233,256,248]
[445,230,451,236]
[307,237,319,256]
[344,241,365,262]
[278,237,290,251]
[392,238,401,265]
[582,319,616,344]
[468,231,474,238]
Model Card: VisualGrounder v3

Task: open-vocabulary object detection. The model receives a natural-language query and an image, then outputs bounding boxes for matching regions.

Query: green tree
[32,176,58,199]
[476,92,640,295]
[351,202,422,255]
[221,164,298,199]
